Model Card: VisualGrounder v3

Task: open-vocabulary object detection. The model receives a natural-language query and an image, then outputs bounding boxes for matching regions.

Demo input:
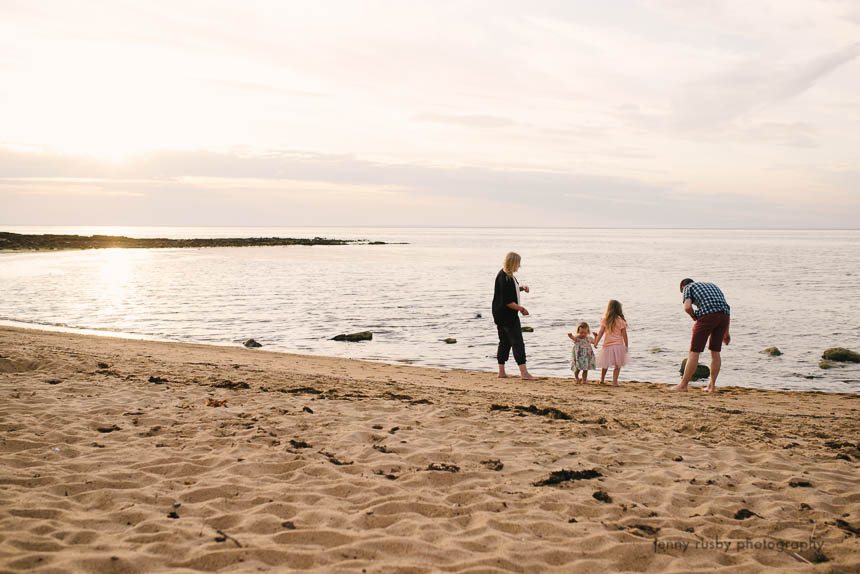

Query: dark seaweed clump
[534,469,602,487]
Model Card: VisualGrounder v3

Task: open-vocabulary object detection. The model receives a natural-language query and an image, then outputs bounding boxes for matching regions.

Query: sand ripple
[1,327,858,572]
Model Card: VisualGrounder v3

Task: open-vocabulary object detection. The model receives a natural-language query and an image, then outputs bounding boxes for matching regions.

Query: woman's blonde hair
[576,321,590,332]
[503,252,521,276]
[603,300,626,333]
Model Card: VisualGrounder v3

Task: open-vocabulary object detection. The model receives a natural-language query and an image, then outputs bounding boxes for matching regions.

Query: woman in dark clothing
[492,251,534,380]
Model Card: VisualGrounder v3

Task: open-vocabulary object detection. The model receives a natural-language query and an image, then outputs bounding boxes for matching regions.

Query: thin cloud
[673,42,860,130]
[734,122,817,148]
[2,146,856,228]
[775,42,860,100]
[414,113,517,128]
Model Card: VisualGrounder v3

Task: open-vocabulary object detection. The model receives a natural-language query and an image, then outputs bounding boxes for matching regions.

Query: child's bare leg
[582,370,589,384]
[573,369,581,383]
[599,368,607,384]
[611,366,621,387]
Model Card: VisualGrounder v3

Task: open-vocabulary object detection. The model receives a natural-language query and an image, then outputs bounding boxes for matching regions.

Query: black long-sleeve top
[492,269,520,327]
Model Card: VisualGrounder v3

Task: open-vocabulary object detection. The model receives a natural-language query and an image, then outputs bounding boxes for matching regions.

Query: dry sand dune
[0,325,858,573]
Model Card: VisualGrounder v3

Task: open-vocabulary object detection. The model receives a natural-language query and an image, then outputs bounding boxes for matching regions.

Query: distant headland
[0,232,394,251]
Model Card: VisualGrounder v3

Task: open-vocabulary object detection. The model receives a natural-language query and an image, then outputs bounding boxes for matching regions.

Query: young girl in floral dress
[567,321,597,384]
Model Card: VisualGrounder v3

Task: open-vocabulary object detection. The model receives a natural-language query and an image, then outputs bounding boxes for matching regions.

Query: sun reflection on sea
[92,249,138,316]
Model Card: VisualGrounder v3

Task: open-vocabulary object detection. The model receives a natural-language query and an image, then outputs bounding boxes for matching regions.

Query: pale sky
[1,0,859,227]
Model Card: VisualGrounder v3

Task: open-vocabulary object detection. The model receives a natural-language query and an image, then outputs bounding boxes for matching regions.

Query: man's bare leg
[498,364,508,378]
[519,363,534,380]
[705,351,721,393]
[672,351,700,392]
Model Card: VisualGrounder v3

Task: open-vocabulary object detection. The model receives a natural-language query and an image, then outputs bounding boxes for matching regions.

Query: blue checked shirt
[683,282,730,318]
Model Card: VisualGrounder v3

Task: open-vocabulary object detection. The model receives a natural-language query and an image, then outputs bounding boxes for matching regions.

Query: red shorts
[690,312,730,353]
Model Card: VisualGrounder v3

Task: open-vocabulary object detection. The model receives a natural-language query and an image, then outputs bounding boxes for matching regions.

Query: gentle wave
[1,226,859,393]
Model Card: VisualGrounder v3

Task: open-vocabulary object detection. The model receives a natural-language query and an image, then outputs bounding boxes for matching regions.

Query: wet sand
[1,325,858,572]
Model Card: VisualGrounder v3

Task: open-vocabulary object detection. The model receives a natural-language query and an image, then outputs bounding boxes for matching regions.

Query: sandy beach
[0,325,858,573]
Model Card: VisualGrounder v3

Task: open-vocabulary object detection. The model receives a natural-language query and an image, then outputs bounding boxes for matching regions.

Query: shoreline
[1,325,858,572]
[1,325,855,398]
[1,319,855,395]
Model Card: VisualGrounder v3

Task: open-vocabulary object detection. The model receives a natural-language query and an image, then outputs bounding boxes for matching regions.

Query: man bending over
[673,278,731,393]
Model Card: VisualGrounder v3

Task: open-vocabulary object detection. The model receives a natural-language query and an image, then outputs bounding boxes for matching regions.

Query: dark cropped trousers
[496,324,526,365]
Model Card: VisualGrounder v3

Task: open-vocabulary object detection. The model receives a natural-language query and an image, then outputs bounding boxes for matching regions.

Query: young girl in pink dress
[593,300,628,386]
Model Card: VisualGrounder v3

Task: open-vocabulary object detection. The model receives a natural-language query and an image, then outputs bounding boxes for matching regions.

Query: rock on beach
[679,359,710,381]
[332,331,373,342]
[822,348,860,363]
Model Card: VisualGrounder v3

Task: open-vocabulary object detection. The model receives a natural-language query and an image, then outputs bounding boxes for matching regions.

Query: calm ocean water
[1,226,858,393]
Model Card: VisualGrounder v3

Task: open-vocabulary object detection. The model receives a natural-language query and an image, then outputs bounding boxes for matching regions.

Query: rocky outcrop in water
[244,339,263,348]
[762,347,783,356]
[0,232,392,251]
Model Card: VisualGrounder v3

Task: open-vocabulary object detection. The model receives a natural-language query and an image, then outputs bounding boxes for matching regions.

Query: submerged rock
[762,347,783,356]
[650,347,665,353]
[243,339,262,348]
[819,359,839,369]
[521,326,534,333]
[679,359,710,381]
[822,348,860,362]
[442,338,457,344]
[332,331,373,342]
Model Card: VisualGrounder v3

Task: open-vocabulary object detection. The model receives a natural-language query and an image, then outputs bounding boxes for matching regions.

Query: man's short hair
[680,278,694,292]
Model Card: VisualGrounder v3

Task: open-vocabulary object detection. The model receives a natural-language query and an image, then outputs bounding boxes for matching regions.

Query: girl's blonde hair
[603,300,626,333]
[502,252,521,276]
[576,321,590,332]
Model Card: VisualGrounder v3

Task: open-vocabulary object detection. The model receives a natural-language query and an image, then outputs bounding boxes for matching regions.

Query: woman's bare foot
[498,374,509,378]
[611,383,620,387]
[521,373,535,380]
[671,384,689,392]
[704,385,716,393]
